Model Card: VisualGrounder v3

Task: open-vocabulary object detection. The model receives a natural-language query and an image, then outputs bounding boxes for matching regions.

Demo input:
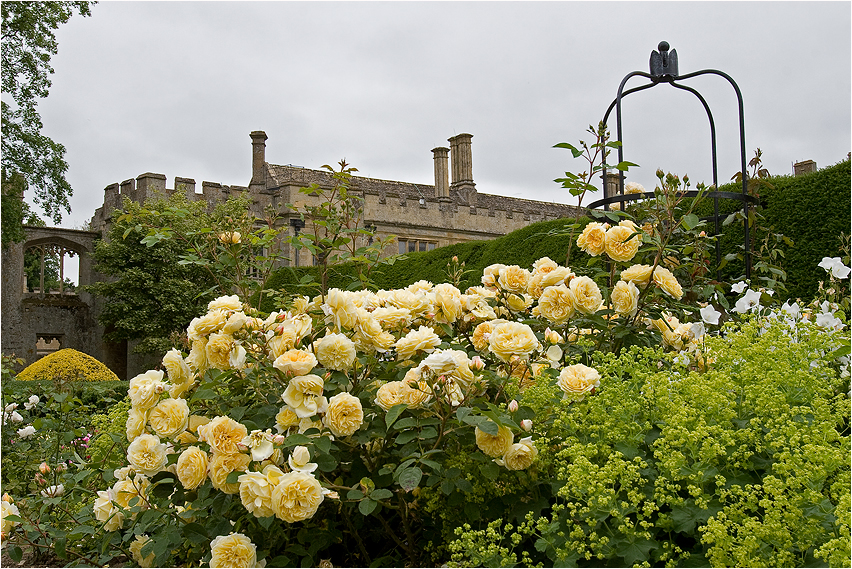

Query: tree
[1,1,94,243]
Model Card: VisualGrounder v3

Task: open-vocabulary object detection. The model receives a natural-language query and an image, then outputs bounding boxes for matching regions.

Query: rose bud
[520,419,533,432]
[39,462,50,475]
[508,400,519,413]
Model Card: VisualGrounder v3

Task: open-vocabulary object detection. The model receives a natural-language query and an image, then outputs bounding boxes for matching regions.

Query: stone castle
[3,131,583,379]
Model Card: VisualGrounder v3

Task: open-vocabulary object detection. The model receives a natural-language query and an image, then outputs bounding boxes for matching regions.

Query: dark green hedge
[693,159,850,300]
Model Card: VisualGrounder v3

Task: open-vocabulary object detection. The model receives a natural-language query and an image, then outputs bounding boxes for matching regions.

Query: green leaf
[313,436,332,454]
[385,403,408,430]
[681,213,700,230]
[371,489,393,501]
[614,160,639,171]
[479,461,500,480]
[347,489,365,500]
[182,522,209,544]
[359,498,378,516]
[398,466,423,492]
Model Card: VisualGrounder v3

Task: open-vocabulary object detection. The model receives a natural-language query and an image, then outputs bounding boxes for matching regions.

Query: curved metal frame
[586,43,755,278]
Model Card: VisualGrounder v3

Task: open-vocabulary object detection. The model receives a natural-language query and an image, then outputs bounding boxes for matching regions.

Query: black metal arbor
[587,41,758,278]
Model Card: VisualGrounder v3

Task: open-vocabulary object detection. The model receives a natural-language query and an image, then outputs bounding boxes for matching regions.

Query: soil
[1,544,60,568]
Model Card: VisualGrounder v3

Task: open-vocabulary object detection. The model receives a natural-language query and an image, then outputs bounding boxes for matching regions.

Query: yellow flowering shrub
[16,349,118,382]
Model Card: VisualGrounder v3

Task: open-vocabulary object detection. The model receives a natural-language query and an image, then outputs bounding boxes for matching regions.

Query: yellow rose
[557,364,601,400]
[471,320,503,352]
[537,284,576,324]
[197,416,248,455]
[400,370,431,407]
[539,266,574,290]
[223,311,250,335]
[532,257,559,274]
[273,349,318,376]
[268,328,297,359]
[488,321,541,363]
[129,534,155,568]
[271,471,324,523]
[275,406,299,433]
[505,293,534,313]
[481,263,506,288]
[128,370,166,410]
[323,392,363,437]
[208,295,242,312]
[126,434,167,477]
[148,398,189,439]
[387,289,429,315]
[315,333,357,371]
[209,452,251,495]
[188,309,228,340]
[93,489,124,531]
[652,266,684,300]
[395,326,441,360]
[419,349,476,389]
[611,280,640,317]
[577,222,607,256]
[604,223,641,262]
[498,437,538,470]
[209,532,260,568]
[238,465,285,518]
[375,381,405,411]
[185,337,208,374]
[433,283,463,324]
[621,264,653,287]
[651,315,686,350]
[282,375,327,419]
[126,407,148,441]
[497,265,532,294]
[325,288,359,331]
[162,348,191,385]
[475,425,514,458]
[1,499,20,536]
[176,446,208,490]
[113,476,149,511]
[569,276,603,315]
[205,331,236,370]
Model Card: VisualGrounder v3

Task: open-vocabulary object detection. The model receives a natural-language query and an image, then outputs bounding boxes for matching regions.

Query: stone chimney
[793,159,816,177]
[448,133,476,205]
[250,131,268,192]
[432,147,450,199]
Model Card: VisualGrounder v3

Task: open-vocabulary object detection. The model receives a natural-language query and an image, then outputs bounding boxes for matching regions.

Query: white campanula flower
[781,301,801,320]
[733,289,761,314]
[731,281,748,294]
[815,312,844,331]
[17,425,36,439]
[818,257,851,279]
[700,304,722,325]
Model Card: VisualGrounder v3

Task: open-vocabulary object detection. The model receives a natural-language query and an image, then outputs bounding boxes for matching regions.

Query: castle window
[398,240,437,255]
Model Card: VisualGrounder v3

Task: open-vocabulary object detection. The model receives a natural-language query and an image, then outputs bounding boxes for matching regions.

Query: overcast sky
[32,0,852,231]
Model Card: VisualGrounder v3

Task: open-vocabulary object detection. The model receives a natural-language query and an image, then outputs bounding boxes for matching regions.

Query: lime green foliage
[87,397,131,471]
[448,319,850,567]
[17,349,119,382]
[695,158,850,301]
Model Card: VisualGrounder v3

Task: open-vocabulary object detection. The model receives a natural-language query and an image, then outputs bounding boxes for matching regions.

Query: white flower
[520,419,533,432]
[818,257,851,279]
[287,446,318,473]
[8,411,23,423]
[4,403,17,414]
[690,322,706,340]
[16,425,36,438]
[24,395,40,410]
[699,304,722,325]
[781,301,801,320]
[731,281,748,293]
[815,312,844,331]
[733,289,761,313]
[40,484,65,498]
[241,429,275,462]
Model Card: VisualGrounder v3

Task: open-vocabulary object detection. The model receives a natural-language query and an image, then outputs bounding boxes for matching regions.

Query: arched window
[23,243,79,294]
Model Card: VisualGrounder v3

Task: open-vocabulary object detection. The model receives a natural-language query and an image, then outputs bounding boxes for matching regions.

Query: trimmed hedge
[693,159,850,300]
[17,349,120,382]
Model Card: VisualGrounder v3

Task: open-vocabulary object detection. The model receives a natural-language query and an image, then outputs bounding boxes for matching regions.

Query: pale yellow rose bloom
[433,283,463,324]
[129,534,155,568]
[488,321,541,363]
[208,295,242,312]
[188,309,228,340]
[532,256,559,274]
[323,392,363,437]
[268,327,298,359]
[148,398,189,439]
[577,222,607,256]
[209,452,251,495]
[475,425,514,458]
[481,263,506,288]
[569,276,603,315]
[604,222,641,262]
[621,264,653,287]
[651,315,686,350]
[395,326,441,360]
[387,289,429,315]
[238,465,285,518]
[275,406,299,433]
[497,265,532,294]
[537,284,576,324]
[557,364,601,400]
[209,532,260,568]
[315,333,357,371]
[371,306,411,329]
[127,434,168,477]
[126,407,148,441]
[611,280,640,317]
[185,337,209,374]
[419,349,476,389]
[505,293,534,313]
[176,446,208,490]
[471,320,503,352]
[652,266,684,300]
[128,370,166,411]
[205,331,236,370]
[498,436,538,470]
[197,416,248,455]
[223,311,250,335]
[162,348,191,385]
[273,349,318,376]
[375,381,406,411]
[93,489,124,531]
[113,476,149,511]
[1,499,21,536]
[282,375,327,419]
[400,372,432,407]
[539,266,574,289]
[325,288,359,331]
[271,471,324,523]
